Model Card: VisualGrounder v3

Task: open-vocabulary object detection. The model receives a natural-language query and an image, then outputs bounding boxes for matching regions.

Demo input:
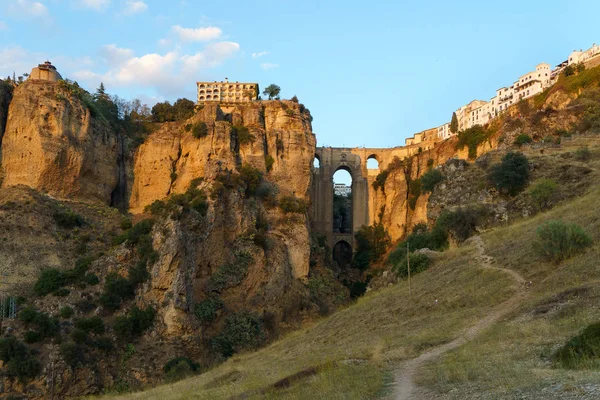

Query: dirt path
[391,236,527,400]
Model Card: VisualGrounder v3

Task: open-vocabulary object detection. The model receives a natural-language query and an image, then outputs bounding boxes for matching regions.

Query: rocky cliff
[1,80,119,204]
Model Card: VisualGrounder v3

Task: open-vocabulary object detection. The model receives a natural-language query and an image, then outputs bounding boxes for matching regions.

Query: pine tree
[450,112,459,134]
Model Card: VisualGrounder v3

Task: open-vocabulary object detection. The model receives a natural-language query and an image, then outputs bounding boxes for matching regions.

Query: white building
[568,43,600,65]
[334,183,351,197]
[437,123,452,140]
[197,79,258,104]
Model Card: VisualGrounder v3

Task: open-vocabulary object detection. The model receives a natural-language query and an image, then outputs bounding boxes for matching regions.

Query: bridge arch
[332,240,352,269]
[366,154,380,170]
[310,148,369,250]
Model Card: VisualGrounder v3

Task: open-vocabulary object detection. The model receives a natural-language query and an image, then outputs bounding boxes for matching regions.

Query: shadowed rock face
[1,81,119,204]
[0,82,12,165]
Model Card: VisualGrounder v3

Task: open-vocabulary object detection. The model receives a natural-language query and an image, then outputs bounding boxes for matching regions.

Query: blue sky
[1,0,599,149]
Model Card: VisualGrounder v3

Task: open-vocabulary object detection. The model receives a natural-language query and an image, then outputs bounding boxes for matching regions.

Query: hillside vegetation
[99,137,600,399]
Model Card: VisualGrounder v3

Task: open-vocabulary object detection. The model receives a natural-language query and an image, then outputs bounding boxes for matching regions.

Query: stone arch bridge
[310,144,429,253]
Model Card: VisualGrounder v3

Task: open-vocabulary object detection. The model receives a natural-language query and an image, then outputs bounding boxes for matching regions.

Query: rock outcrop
[1,80,119,204]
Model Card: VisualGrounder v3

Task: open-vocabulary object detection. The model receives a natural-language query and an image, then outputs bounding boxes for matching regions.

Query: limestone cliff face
[130,101,314,212]
[1,81,119,204]
[127,100,316,338]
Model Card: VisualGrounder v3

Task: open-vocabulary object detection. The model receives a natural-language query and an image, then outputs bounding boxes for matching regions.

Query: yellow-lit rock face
[1,81,119,204]
[129,101,315,213]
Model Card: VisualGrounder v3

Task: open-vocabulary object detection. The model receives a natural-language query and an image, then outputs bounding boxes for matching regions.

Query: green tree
[263,84,281,100]
[488,152,530,195]
[450,112,459,134]
[352,223,391,270]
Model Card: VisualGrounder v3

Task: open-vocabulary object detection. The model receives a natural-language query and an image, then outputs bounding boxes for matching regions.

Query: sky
[1,0,600,151]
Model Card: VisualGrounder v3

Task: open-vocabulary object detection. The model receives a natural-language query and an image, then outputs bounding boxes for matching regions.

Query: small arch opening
[333,241,352,269]
[313,155,320,169]
[367,155,380,170]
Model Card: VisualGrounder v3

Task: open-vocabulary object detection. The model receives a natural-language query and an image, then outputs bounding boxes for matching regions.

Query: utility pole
[407,242,411,299]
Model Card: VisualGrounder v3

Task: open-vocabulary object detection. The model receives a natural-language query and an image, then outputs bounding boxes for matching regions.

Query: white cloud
[260,63,279,70]
[0,46,94,80]
[74,41,241,96]
[252,51,269,59]
[172,25,221,42]
[157,38,171,47]
[121,1,147,15]
[9,0,50,20]
[76,0,110,11]
[99,44,134,65]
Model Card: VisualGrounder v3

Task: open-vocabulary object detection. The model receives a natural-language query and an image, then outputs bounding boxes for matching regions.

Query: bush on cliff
[234,125,256,145]
[421,169,445,193]
[456,125,492,159]
[528,179,558,210]
[114,306,156,339]
[211,312,265,358]
[53,208,85,228]
[353,223,391,270]
[164,357,201,383]
[194,295,224,323]
[191,121,208,139]
[0,336,41,382]
[489,152,530,195]
[279,195,307,214]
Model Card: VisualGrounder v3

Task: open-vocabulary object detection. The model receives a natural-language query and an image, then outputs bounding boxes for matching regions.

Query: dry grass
[97,137,600,400]
[415,146,600,398]
[97,241,515,399]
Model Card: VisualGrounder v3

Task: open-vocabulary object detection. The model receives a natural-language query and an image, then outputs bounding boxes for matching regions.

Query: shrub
[53,209,85,228]
[437,207,486,243]
[60,306,74,319]
[536,220,593,262]
[100,273,135,311]
[211,312,264,358]
[528,179,558,210]
[75,316,105,334]
[264,155,275,172]
[208,251,253,292]
[392,253,431,278]
[91,336,114,352]
[427,158,434,168]
[194,295,224,323]
[456,125,490,159]
[192,122,208,139]
[421,169,444,193]
[352,223,391,270]
[514,134,533,146]
[23,331,42,344]
[239,164,263,197]
[113,306,156,339]
[60,342,85,367]
[575,147,592,161]
[279,195,307,214]
[34,269,65,296]
[234,125,255,145]
[120,217,132,231]
[489,152,530,195]
[71,328,88,344]
[0,336,41,382]
[372,169,389,191]
[255,182,279,207]
[554,322,600,369]
[53,288,70,297]
[164,357,200,382]
[19,307,38,323]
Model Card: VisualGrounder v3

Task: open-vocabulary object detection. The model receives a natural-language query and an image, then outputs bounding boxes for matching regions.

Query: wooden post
[407,242,411,299]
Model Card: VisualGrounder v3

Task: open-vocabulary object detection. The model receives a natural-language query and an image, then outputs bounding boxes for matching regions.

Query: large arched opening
[313,154,320,169]
[332,167,352,234]
[332,240,352,269]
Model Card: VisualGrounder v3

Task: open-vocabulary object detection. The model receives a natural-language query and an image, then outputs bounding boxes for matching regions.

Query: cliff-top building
[197,79,259,104]
[28,61,62,82]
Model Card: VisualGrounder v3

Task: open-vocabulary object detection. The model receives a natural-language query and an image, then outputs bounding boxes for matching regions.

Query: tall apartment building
[197,79,259,104]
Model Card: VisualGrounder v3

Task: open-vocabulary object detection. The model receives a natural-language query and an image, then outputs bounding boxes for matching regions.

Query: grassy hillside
[97,137,600,399]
